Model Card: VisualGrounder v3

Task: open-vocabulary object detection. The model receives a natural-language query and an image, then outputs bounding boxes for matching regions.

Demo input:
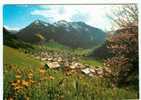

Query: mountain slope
[3,27,34,49]
[17,20,106,48]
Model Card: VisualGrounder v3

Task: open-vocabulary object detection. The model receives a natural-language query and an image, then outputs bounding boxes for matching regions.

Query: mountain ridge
[16,19,106,48]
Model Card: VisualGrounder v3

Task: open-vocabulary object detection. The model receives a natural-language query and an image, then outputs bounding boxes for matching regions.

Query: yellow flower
[15,69,22,79]
[39,67,46,79]
[16,69,21,74]
[11,81,17,87]
[39,68,45,74]
[28,79,36,84]
[16,79,21,84]
[25,96,30,100]
[28,73,33,79]
[15,74,21,79]
[48,76,55,80]
[22,80,29,87]
[14,85,23,91]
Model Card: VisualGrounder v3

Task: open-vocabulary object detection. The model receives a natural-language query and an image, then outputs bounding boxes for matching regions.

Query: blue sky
[3,5,48,30]
[3,5,119,31]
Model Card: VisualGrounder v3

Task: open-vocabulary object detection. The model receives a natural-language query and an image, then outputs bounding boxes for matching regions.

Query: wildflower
[25,96,30,100]
[28,79,36,84]
[22,80,29,87]
[15,74,21,79]
[16,69,21,74]
[11,81,17,87]
[48,76,55,80]
[39,66,46,80]
[16,79,21,84]
[15,69,22,79]
[39,67,46,74]
[28,73,33,79]
[11,80,20,86]
[14,85,23,91]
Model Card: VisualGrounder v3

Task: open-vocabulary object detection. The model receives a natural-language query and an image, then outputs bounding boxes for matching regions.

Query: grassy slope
[80,59,103,67]
[40,41,93,56]
[4,46,41,68]
[4,46,138,99]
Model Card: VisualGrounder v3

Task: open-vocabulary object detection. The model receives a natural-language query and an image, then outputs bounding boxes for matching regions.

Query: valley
[3,6,139,99]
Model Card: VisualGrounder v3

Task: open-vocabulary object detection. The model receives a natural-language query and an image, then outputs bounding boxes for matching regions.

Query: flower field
[3,46,138,100]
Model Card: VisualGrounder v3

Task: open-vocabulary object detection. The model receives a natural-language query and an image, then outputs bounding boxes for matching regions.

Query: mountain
[3,27,17,45]
[3,27,34,50]
[8,30,19,34]
[16,20,106,48]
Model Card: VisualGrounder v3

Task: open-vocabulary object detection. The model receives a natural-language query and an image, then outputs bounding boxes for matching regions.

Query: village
[31,50,112,77]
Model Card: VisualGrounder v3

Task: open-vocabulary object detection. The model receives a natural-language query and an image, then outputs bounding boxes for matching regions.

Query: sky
[3,5,122,31]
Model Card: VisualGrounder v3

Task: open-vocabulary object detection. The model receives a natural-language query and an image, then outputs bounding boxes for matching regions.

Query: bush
[105,26,138,88]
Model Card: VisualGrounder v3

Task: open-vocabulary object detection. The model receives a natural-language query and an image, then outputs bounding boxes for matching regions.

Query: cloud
[30,5,118,30]
[31,5,77,23]
[4,25,20,31]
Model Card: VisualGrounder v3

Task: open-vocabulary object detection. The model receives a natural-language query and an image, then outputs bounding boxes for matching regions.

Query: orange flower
[16,69,21,74]
[15,74,21,79]
[16,79,21,84]
[11,81,17,87]
[22,80,29,87]
[48,76,55,80]
[15,69,22,79]
[28,79,36,84]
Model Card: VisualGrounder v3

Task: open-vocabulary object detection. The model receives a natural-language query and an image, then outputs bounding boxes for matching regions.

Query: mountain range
[6,20,107,48]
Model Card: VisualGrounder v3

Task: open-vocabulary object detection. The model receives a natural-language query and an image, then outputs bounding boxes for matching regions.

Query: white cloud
[4,25,20,31]
[31,5,78,22]
[31,5,121,31]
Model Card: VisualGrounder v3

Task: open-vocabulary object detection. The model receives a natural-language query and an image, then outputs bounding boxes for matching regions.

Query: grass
[33,41,93,57]
[3,45,138,100]
[4,46,41,68]
[44,41,69,49]
[80,58,103,67]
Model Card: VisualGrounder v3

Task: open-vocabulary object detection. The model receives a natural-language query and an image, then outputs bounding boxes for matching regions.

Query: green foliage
[90,42,113,60]
[106,27,138,88]
[104,5,138,90]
